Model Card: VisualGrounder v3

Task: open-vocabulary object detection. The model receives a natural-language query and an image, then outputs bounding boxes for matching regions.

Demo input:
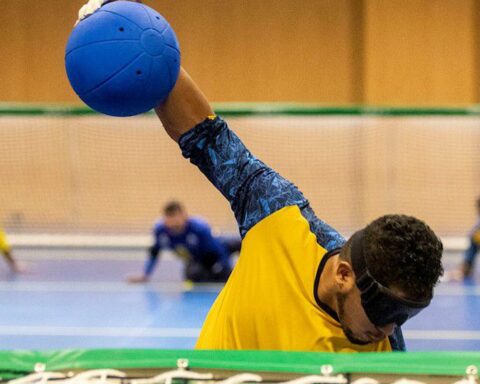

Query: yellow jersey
[0,229,11,253]
[196,206,391,352]
[472,228,480,245]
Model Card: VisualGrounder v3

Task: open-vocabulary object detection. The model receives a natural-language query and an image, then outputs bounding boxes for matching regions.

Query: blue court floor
[0,248,478,351]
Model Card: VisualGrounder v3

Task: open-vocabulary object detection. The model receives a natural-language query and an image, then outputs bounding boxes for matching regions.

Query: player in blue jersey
[458,197,480,279]
[128,201,240,283]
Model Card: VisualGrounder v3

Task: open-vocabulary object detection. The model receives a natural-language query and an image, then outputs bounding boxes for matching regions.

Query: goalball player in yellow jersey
[0,228,21,273]
[78,1,444,353]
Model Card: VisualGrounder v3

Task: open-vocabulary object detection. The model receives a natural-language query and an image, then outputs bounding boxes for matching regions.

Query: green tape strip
[1,103,480,117]
[0,349,478,377]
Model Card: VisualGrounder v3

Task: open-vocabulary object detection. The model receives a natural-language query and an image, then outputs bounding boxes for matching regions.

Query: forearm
[204,234,231,268]
[155,69,322,240]
[217,247,231,269]
[144,247,160,276]
[154,68,214,142]
[2,250,16,268]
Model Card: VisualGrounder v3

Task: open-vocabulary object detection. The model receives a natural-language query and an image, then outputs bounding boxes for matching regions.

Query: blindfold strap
[350,229,370,288]
[350,229,430,310]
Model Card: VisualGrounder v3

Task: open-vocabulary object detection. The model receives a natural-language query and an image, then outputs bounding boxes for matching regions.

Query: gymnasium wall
[0,0,478,105]
[1,113,479,236]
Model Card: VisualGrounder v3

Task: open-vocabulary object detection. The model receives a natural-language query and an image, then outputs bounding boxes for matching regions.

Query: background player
[78,0,443,352]
[459,197,480,279]
[0,227,21,273]
[128,201,239,283]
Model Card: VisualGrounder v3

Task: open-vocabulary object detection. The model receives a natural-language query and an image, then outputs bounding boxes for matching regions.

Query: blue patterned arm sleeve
[179,117,309,237]
[179,116,344,250]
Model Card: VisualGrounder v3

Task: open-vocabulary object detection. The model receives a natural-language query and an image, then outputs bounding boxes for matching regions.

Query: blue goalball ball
[65,1,180,117]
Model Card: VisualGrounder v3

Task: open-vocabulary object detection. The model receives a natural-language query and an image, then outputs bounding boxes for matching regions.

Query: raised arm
[153,69,305,237]
[154,67,343,249]
[75,1,344,248]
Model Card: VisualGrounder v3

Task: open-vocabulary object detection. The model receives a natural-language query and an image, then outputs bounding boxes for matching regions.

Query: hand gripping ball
[65,1,180,117]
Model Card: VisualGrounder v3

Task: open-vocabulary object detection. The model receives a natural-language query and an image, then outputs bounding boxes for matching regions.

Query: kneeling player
[128,201,240,283]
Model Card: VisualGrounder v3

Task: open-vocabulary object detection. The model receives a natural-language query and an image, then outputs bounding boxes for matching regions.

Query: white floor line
[0,326,200,338]
[16,251,463,262]
[435,285,480,296]
[403,330,480,340]
[0,281,223,293]
[0,281,477,295]
[0,326,477,341]
[16,251,178,261]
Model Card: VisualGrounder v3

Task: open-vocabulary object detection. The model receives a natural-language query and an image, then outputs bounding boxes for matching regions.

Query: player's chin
[343,328,372,346]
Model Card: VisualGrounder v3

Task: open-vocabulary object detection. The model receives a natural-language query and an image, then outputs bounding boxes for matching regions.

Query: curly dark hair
[361,214,443,301]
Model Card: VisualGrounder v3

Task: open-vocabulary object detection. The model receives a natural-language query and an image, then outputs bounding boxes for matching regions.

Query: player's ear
[335,260,355,293]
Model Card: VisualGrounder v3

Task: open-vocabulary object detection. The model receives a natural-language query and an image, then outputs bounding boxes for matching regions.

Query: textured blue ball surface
[65,1,180,117]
